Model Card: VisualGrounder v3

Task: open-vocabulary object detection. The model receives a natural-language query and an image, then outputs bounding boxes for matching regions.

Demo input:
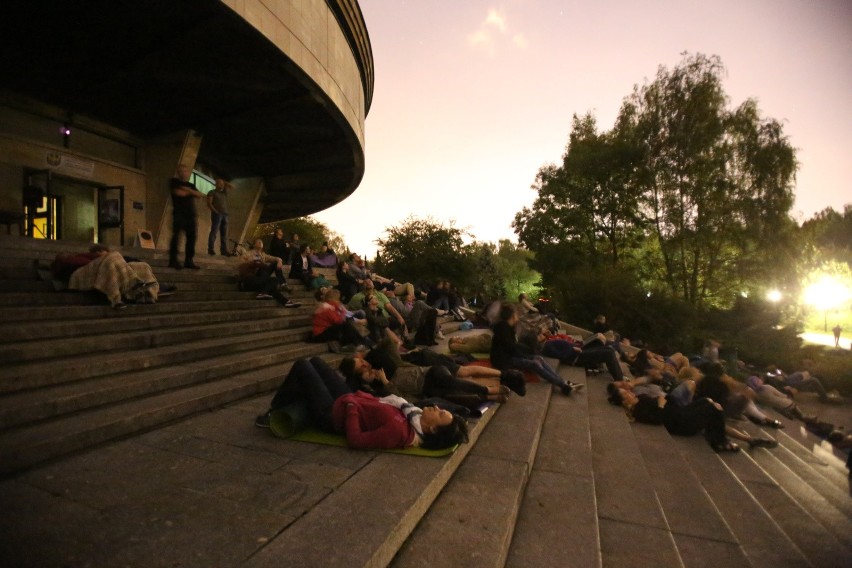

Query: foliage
[624,53,798,308]
[492,240,540,300]
[374,216,472,288]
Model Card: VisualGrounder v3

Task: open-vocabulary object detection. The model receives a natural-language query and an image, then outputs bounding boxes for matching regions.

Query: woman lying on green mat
[256,357,469,450]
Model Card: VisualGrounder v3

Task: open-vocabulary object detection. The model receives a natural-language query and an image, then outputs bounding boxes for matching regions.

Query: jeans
[785,372,828,399]
[208,212,229,253]
[576,347,624,380]
[510,355,567,388]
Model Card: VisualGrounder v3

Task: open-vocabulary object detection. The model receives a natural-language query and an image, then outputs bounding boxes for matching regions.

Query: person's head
[299,243,310,255]
[678,366,703,383]
[498,303,518,325]
[362,291,378,310]
[291,233,300,241]
[606,383,638,409]
[321,241,329,252]
[252,238,264,251]
[338,356,373,389]
[314,287,328,302]
[419,406,469,450]
[594,314,606,324]
[274,228,284,239]
[176,164,191,181]
[697,361,725,381]
[89,244,110,255]
[363,279,375,291]
[214,178,225,191]
[746,375,764,391]
[518,293,527,301]
[323,288,341,303]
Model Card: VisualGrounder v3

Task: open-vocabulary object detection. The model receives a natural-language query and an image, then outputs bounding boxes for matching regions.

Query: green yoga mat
[268,403,458,457]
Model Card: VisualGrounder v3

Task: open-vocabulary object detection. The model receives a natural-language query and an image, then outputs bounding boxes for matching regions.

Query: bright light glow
[766,289,782,303]
[803,275,851,311]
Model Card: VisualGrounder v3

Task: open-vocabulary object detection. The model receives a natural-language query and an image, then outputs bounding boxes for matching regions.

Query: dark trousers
[257,261,286,286]
[313,321,371,347]
[422,365,487,399]
[269,357,351,431]
[664,397,727,446]
[242,273,289,305]
[170,212,197,265]
[576,347,624,380]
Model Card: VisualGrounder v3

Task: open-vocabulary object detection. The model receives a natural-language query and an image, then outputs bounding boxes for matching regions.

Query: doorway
[23,169,120,243]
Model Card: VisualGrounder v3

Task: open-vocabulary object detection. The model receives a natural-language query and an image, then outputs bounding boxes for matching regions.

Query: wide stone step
[0,342,327,430]
[241,409,497,568]
[393,380,552,567]
[0,358,328,476]
[0,305,312,342]
[507,367,601,568]
[0,313,310,364]
[0,288,265,306]
[0,298,273,322]
[0,327,312,392]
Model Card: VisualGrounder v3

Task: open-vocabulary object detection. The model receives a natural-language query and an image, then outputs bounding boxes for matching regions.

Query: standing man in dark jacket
[169,164,205,269]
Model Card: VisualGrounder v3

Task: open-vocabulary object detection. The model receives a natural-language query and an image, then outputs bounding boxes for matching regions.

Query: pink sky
[313,0,852,257]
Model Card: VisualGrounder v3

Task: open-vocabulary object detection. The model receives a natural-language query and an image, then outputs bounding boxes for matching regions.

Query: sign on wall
[45,151,95,178]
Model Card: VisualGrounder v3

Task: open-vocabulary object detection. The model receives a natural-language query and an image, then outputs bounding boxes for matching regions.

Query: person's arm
[382,297,406,326]
[171,182,205,199]
[206,193,218,213]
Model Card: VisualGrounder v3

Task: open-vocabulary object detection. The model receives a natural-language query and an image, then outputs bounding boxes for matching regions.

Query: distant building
[0,0,373,248]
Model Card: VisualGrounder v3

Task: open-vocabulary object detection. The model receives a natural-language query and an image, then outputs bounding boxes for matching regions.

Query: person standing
[832,324,842,348]
[207,178,230,255]
[169,164,205,269]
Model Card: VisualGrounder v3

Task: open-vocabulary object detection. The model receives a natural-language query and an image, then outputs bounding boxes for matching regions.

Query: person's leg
[208,213,221,253]
[169,214,184,264]
[667,379,696,407]
[219,214,229,254]
[798,374,828,400]
[184,215,197,266]
[511,356,569,389]
[309,356,351,400]
[456,365,502,379]
[577,347,624,380]
[423,365,488,398]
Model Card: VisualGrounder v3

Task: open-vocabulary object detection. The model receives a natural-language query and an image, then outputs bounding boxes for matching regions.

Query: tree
[513,112,645,275]
[624,53,798,308]
[375,216,472,287]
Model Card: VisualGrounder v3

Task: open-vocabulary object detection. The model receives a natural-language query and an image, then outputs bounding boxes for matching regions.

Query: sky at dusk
[313,0,852,258]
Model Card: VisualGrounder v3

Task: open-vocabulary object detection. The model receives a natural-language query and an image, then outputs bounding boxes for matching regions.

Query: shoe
[340,344,357,353]
[284,300,301,308]
[327,340,341,353]
[560,383,574,396]
[168,261,182,270]
[748,438,778,449]
[436,331,445,340]
[712,441,740,453]
[184,263,202,270]
[112,302,128,311]
[254,412,271,428]
[279,283,292,292]
[763,419,784,429]
[256,293,273,300]
[568,381,585,391]
[208,250,215,255]
[221,250,230,256]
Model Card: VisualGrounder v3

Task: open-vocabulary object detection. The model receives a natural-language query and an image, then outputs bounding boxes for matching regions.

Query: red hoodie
[331,391,416,449]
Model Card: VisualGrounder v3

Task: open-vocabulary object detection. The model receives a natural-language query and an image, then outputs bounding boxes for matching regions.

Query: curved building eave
[0,0,373,219]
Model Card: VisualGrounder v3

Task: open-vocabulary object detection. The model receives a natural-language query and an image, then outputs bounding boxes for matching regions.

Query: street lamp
[803,276,850,332]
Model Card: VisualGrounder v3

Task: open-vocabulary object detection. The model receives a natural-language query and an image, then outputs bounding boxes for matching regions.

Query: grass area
[796,344,852,396]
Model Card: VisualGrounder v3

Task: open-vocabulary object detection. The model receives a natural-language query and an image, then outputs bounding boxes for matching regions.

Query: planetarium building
[0,0,372,249]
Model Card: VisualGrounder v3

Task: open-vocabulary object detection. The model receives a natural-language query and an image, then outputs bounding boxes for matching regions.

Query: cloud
[484,8,507,32]
[467,6,527,55]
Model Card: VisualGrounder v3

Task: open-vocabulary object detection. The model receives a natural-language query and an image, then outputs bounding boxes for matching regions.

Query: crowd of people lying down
[49,241,846,458]
[258,283,848,459]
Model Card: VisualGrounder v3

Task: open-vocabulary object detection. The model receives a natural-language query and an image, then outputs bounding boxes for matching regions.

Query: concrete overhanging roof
[0,0,370,222]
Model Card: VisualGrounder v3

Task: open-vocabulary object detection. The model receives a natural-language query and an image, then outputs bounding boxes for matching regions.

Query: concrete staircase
[0,235,328,476]
[1,235,851,567]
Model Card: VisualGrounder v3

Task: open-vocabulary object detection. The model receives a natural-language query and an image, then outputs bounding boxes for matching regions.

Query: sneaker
[560,383,574,396]
[280,283,292,292]
[167,261,182,270]
[256,293,273,300]
[284,300,301,308]
[254,412,271,428]
[158,284,177,296]
[184,263,202,270]
[112,302,128,311]
[436,330,445,340]
[568,381,585,391]
[327,340,341,353]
